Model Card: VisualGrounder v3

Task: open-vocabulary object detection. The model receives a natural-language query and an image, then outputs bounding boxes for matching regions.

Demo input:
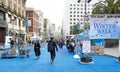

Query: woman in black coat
[34,40,41,59]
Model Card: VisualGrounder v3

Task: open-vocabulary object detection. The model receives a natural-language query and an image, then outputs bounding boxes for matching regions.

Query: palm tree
[71,25,84,35]
[92,0,120,14]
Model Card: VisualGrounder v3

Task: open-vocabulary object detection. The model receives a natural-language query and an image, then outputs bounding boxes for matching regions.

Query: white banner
[82,40,91,53]
[90,18,120,39]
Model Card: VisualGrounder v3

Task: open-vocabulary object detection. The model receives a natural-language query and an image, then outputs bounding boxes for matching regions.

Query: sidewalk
[104,48,120,58]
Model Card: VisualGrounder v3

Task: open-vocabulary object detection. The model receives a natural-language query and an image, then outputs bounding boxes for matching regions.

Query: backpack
[48,41,54,51]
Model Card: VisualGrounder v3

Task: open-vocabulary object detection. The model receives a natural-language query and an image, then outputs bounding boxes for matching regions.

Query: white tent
[30,35,42,41]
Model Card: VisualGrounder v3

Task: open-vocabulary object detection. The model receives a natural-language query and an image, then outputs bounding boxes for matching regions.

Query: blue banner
[23,19,28,26]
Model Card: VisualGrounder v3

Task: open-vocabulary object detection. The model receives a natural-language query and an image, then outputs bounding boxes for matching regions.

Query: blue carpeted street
[0,43,120,72]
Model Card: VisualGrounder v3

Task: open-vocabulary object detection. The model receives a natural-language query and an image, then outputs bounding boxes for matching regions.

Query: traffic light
[77,0,81,3]
[87,0,91,3]
[77,0,91,3]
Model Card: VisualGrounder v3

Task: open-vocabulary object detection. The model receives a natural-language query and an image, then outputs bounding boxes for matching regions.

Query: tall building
[36,10,44,38]
[0,0,27,43]
[63,0,93,37]
[43,18,52,40]
[26,7,39,39]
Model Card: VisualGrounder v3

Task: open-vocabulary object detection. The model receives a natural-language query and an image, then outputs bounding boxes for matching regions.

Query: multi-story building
[26,7,39,40]
[43,18,52,40]
[36,10,44,38]
[0,0,27,43]
[63,0,93,38]
[49,23,55,37]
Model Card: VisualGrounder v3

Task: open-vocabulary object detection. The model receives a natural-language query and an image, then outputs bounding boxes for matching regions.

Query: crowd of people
[8,37,83,64]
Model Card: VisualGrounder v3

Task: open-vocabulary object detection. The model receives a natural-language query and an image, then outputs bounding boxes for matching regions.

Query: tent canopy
[30,35,42,41]
[73,29,90,39]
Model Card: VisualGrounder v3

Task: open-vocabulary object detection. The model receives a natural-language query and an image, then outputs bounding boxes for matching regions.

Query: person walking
[9,38,16,55]
[9,38,14,49]
[48,37,58,64]
[34,40,41,59]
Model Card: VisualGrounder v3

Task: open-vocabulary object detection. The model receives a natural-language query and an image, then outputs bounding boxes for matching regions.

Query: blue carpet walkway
[0,45,120,72]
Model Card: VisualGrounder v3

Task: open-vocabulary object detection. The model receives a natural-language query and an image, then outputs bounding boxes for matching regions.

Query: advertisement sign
[5,36,12,48]
[82,40,91,53]
[90,18,120,39]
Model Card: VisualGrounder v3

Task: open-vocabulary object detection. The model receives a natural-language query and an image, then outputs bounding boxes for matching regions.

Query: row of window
[70,4,92,7]
[8,14,24,27]
[8,0,25,16]
[70,7,92,10]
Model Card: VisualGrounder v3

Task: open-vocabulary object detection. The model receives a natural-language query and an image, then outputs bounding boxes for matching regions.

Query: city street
[0,43,120,72]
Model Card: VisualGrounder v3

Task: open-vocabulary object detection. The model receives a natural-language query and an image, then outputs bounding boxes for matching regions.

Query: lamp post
[77,0,93,64]
[78,0,91,39]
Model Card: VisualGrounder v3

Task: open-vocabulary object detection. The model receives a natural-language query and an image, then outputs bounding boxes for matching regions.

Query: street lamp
[77,0,93,64]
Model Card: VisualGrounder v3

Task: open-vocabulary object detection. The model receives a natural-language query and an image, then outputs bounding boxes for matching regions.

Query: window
[8,0,12,8]
[74,11,76,14]
[18,0,21,4]
[74,8,76,10]
[14,4,16,11]
[18,7,21,14]
[74,15,76,17]
[74,18,76,21]
[70,15,72,17]
[70,4,72,6]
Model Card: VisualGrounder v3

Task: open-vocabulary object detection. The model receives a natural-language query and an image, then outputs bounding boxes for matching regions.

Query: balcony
[0,20,7,28]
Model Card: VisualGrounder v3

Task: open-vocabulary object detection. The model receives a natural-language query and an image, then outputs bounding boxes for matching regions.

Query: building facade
[63,0,93,38]
[36,10,44,38]
[0,0,27,43]
[43,18,52,40]
[26,7,39,40]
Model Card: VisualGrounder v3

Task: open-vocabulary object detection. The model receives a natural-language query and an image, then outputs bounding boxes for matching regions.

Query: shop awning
[9,29,19,34]
[19,30,26,34]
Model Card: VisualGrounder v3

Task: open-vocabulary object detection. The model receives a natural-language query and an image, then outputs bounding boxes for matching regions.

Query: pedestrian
[80,41,83,54]
[75,39,80,54]
[47,37,58,64]
[9,38,14,49]
[9,38,16,55]
[34,40,41,59]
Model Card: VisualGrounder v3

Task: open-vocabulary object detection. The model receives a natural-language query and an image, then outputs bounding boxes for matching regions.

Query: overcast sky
[26,0,101,27]
[26,0,65,27]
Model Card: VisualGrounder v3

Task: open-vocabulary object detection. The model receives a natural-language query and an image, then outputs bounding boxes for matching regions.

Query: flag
[23,19,28,26]
[76,23,80,30]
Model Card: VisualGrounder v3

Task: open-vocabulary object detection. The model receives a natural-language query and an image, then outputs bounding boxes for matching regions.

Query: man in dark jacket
[9,38,14,48]
[48,37,58,64]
